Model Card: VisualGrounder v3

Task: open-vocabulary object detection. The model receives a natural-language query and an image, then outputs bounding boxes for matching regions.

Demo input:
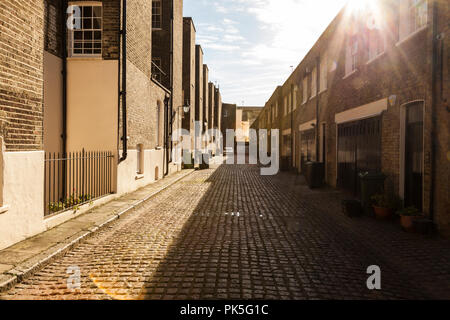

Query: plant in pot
[370,193,401,220]
[396,206,422,232]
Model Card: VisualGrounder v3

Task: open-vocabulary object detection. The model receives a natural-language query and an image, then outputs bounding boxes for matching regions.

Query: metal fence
[44,150,115,216]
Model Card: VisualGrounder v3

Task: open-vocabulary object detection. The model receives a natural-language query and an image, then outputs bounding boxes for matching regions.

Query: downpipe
[119,0,128,163]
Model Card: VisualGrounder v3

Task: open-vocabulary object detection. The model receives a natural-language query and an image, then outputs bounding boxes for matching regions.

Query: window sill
[67,56,103,61]
[319,89,327,95]
[0,205,10,215]
[135,174,145,181]
[301,101,308,106]
[366,52,386,66]
[155,146,163,150]
[396,25,428,47]
[343,69,358,80]
[309,95,317,101]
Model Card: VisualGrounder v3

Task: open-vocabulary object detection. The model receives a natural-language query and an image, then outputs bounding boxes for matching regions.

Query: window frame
[310,67,317,99]
[302,77,308,104]
[319,53,328,93]
[152,0,162,30]
[67,2,103,58]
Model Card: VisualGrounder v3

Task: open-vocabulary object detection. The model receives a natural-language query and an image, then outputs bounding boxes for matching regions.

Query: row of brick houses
[182,17,223,160]
[0,0,224,250]
[252,0,449,235]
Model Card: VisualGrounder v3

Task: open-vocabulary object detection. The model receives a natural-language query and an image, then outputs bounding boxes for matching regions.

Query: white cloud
[187,0,348,105]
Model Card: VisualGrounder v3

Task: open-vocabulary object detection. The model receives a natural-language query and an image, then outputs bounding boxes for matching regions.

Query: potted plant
[396,206,421,232]
[370,193,401,219]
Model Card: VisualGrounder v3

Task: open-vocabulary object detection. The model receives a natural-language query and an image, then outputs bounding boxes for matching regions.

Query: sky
[183,0,349,106]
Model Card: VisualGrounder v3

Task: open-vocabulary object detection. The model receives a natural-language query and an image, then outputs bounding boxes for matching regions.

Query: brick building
[182,17,196,147]
[152,0,184,170]
[195,45,204,152]
[208,82,216,131]
[203,65,210,147]
[253,0,449,235]
[0,0,185,250]
[221,103,237,140]
[214,87,223,136]
[236,106,263,144]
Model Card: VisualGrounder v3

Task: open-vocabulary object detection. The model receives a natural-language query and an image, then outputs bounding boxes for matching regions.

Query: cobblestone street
[1,164,449,300]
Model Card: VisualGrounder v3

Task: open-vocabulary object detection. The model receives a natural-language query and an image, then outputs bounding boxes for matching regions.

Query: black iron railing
[44,150,115,216]
[151,60,168,85]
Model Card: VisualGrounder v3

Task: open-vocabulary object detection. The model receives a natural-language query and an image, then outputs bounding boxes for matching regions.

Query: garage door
[337,116,382,195]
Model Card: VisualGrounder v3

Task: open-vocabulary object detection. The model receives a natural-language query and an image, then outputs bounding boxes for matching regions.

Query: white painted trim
[396,25,428,47]
[342,69,358,80]
[0,205,9,215]
[335,98,388,124]
[299,120,316,131]
[366,52,386,66]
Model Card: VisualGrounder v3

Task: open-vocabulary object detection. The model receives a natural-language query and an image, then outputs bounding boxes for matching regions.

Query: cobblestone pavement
[1,164,449,300]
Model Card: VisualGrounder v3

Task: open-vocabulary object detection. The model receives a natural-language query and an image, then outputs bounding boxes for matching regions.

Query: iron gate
[337,116,382,195]
[44,150,115,216]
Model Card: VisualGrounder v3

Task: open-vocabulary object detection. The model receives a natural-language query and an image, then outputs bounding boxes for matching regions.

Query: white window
[368,29,385,61]
[320,53,328,92]
[409,0,428,33]
[302,77,308,104]
[311,67,317,98]
[400,0,428,40]
[288,93,291,113]
[293,86,297,110]
[68,3,102,57]
[345,36,358,76]
[284,96,288,115]
[152,0,162,29]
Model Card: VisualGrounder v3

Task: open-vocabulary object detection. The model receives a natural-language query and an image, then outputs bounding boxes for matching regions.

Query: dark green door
[405,102,424,211]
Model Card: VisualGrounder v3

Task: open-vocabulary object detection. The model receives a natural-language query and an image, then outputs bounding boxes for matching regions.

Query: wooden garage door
[337,116,382,195]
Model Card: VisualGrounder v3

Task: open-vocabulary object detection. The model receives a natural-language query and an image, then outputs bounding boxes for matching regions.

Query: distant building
[236,106,263,143]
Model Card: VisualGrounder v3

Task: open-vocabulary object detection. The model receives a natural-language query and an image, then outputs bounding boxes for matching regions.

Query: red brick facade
[253,0,449,235]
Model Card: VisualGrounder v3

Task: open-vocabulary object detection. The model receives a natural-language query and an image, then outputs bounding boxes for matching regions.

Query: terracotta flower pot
[373,206,393,219]
[400,215,414,232]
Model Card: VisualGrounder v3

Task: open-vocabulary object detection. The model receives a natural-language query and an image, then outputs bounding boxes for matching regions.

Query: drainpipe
[315,55,320,162]
[119,0,128,163]
[61,0,68,195]
[164,0,175,177]
[429,0,439,222]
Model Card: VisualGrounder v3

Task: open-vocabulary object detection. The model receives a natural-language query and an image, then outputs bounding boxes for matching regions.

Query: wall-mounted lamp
[183,103,190,114]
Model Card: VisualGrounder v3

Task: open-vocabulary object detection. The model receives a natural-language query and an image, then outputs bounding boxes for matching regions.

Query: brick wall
[214,87,222,130]
[221,103,237,139]
[433,0,450,235]
[0,0,45,151]
[208,82,215,130]
[182,18,196,132]
[195,45,204,126]
[254,0,449,234]
[203,65,209,132]
[126,0,166,149]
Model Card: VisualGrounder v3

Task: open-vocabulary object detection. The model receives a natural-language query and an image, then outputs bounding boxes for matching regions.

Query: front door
[337,116,382,195]
[404,102,424,211]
